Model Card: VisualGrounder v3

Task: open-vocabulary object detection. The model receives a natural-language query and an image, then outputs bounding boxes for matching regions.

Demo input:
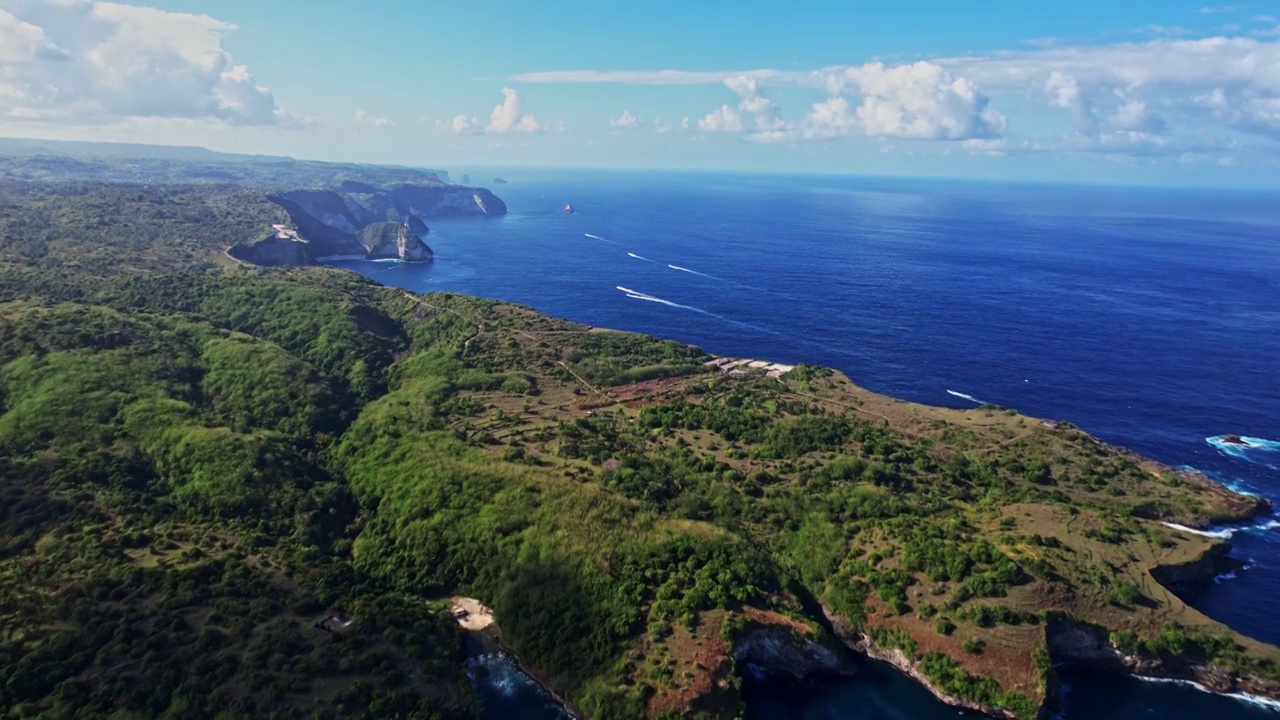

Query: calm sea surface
[328,170,1280,718]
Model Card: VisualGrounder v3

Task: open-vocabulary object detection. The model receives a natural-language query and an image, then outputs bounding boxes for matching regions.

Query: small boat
[563,203,574,214]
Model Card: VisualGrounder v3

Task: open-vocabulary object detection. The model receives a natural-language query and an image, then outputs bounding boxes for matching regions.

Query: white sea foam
[616,286,700,312]
[947,390,987,405]
[668,264,713,278]
[1132,674,1280,712]
[1160,522,1238,539]
[1207,435,1280,469]
[584,233,605,240]
[627,252,655,262]
[1160,517,1280,540]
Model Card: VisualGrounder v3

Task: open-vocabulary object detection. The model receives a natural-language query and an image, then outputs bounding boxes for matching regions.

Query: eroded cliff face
[359,222,433,262]
[1149,542,1244,586]
[383,183,508,217]
[1045,615,1280,706]
[234,180,505,267]
[733,626,854,681]
[227,235,311,266]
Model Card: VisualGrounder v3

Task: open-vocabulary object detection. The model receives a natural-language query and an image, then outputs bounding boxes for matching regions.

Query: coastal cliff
[772,534,1278,720]
[360,221,433,261]
[733,625,854,681]
[1044,614,1280,709]
[232,179,505,266]
[814,602,1028,719]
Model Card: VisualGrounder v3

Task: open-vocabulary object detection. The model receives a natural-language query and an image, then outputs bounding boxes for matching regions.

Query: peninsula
[0,153,1277,720]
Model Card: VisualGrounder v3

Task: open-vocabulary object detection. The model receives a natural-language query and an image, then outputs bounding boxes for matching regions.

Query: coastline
[315,258,1280,720]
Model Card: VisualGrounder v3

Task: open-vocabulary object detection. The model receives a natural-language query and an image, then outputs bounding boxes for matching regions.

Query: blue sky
[2,0,1280,186]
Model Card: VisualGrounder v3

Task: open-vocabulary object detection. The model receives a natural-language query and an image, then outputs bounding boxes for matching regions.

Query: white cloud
[840,62,1006,140]
[516,34,1280,157]
[803,97,857,139]
[436,113,482,135]
[1111,99,1166,133]
[488,87,542,132]
[1044,71,1098,133]
[353,109,394,128]
[697,104,744,133]
[438,87,560,135]
[724,74,787,132]
[609,109,640,129]
[0,0,300,126]
[940,37,1280,141]
[687,62,1003,142]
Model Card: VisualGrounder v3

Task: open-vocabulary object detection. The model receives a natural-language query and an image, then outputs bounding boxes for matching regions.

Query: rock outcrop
[1149,542,1244,587]
[1045,615,1280,705]
[227,233,311,267]
[733,626,854,681]
[381,183,507,217]
[360,222,433,261]
[234,179,506,267]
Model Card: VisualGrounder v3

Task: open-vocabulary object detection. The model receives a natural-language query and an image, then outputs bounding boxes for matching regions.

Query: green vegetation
[0,164,1276,720]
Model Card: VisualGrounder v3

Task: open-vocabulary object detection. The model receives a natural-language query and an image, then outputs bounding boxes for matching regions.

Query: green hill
[1,170,1277,720]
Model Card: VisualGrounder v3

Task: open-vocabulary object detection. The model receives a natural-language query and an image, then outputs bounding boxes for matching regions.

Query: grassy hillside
[0,173,1276,720]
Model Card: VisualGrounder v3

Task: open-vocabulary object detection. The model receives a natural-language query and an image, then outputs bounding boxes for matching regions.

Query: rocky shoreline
[780,529,1277,720]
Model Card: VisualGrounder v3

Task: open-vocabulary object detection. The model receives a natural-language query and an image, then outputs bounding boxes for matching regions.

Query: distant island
[1,146,1279,720]
[494,177,508,184]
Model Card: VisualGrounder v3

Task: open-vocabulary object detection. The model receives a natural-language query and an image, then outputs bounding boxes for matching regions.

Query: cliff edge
[232,179,505,266]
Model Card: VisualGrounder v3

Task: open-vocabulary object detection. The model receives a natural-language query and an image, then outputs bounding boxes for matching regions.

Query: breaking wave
[1161,517,1280,540]
[1132,675,1280,712]
[947,390,988,405]
[1160,522,1237,539]
[1208,435,1280,469]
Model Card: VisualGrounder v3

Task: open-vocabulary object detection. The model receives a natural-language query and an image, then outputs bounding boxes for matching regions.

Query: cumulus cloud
[1111,99,1167,133]
[518,34,1280,157]
[1044,71,1098,133]
[839,62,1006,140]
[939,37,1280,141]
[0,0,300,126]
[609,109,640,129]
[353,109,394,128]
[437,87,560,135]
[724,74,788,133]
[803,97,858,139]
[697,104,744,133]
[693,62,1003,142]
[487,87,543,132]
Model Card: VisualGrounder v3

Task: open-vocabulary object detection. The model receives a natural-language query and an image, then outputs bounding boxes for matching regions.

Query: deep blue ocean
[328,170,1280,718]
